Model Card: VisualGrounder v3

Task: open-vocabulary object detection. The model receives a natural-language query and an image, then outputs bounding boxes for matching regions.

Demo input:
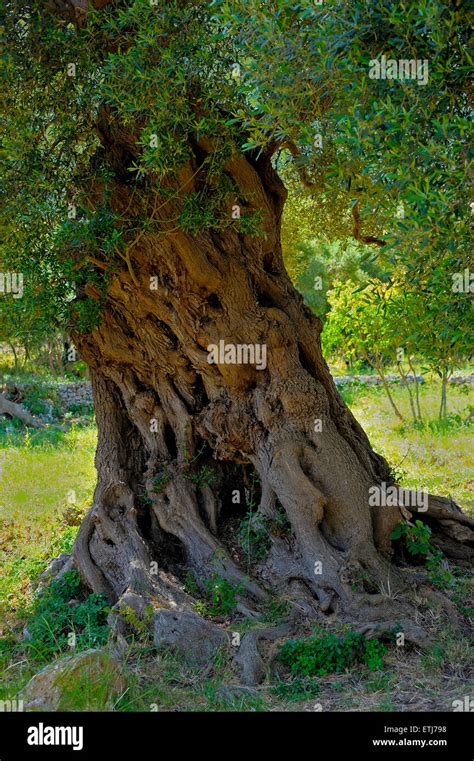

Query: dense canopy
[1,0,471,331]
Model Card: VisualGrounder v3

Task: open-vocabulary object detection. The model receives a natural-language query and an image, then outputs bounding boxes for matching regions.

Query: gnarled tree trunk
[71,140,473,636]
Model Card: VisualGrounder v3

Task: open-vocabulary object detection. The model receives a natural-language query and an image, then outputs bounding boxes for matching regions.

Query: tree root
[355,619,433,649]
[420,494,474,561]
[234,624,293,685]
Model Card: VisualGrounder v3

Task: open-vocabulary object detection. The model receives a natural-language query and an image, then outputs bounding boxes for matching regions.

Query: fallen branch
[0,393,42,428]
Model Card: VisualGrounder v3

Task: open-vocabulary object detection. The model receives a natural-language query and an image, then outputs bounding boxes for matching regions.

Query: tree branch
[276,139,323,191]
[352,200,385,248]
[42,0,112,26]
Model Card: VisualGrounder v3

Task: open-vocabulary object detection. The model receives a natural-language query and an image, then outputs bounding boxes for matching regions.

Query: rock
[449,374,473,385]
[20,649,125,711]
[36,553,74,595]
[153,609,229,665]
[333,373,430,387]
[2,381,93,417]
[108,588,152,644]
[39,553,70,578]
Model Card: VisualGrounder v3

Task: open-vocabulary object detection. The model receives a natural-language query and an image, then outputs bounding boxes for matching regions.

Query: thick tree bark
[70,140,473,637]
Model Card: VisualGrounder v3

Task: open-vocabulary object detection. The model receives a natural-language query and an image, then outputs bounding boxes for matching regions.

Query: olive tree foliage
[0,0,471,335]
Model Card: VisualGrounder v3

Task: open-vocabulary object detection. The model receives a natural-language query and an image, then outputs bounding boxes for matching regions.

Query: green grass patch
[0,423,97,623]
[346,382,473,512]
[22,569,109,663]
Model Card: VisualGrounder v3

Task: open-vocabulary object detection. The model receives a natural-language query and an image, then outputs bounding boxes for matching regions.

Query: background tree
[283,234,385,323]
[395,262,473,420]
[323,280,405,420]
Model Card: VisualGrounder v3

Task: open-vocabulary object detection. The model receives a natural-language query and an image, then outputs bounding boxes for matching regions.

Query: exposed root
[356,619,433,650]
[234,624,293,685]
[150,472,268,603]
[420,494,474,561]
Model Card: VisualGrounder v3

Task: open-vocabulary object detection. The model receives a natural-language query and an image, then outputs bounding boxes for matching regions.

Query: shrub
[239,504,292,566]
[279,630,387,677]
[195,574,243,618]
[392,521,473,604]
[151,471,170,493]
[391,520,437,560]
[183,464,218,488]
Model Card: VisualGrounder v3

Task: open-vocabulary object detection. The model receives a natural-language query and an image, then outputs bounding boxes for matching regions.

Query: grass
[22,569,110,663]
[106,645,268,712]
[340,381,473,513]
[0,420,97,626]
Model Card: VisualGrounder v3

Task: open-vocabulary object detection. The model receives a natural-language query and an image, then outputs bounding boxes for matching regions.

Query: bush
[391,520,436,560]
[195,574,243,618]
[279,630,387,677]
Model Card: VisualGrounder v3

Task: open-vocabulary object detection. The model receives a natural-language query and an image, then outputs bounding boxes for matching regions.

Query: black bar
[0,711,471,760]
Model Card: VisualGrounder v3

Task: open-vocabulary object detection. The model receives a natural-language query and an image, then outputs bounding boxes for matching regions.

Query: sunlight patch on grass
[346,383,473,512]
[0,424,97,623]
